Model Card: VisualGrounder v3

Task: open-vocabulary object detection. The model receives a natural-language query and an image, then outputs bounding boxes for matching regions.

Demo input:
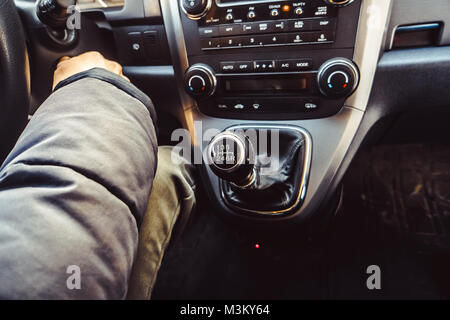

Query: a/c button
[276,59,313,71]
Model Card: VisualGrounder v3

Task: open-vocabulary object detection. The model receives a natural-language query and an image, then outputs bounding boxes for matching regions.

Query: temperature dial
[317,58,359,98]
[184,64,217,99]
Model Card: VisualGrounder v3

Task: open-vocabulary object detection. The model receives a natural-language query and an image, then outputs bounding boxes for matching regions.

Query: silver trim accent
[385,0,450,51]
[180,0,212,20]
[317,57,359,97]
[160,0,192,114]
[345,0,393,111]
[221,124,312,216]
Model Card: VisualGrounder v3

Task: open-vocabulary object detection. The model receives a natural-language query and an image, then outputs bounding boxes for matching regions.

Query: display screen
[224,76,312,93]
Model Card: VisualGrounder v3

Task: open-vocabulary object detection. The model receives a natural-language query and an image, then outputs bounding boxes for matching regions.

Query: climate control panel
[184,58,359,119]
[179,0,362,120]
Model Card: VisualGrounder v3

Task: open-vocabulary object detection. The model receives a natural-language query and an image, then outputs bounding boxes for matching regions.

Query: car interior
[3,0,450,299]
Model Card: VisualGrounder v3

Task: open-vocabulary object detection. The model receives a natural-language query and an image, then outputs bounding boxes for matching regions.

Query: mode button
[291,59,313,71]
[276,59,313,71]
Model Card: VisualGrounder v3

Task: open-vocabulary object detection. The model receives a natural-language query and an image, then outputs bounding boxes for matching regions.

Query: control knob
[294,7,304,16]
[270,9,279,17]
[247,11,256,19]
[317,58,359,98]
[323,0,354,7]
[207,131,256,188]
[181,0,212,20]
[184,64,217,99]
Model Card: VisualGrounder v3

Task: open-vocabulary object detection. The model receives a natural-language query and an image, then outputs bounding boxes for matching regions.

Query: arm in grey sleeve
[0,68,158,299]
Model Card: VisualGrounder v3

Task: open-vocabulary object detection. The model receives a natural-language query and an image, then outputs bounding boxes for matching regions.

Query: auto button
[220,62,236,73]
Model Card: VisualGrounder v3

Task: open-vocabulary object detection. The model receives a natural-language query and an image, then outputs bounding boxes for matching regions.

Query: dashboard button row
[215,98,320,113]
[219,59,313,73]
[198,18,336,37]
[201,31,334,50]
[201,3,337,26]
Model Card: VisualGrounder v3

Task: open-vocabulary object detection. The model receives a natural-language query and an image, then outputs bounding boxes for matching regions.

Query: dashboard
[14,0,450,222]
[162,0,386,219]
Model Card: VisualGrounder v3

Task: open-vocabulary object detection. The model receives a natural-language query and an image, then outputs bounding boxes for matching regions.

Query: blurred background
[76,0,124,9]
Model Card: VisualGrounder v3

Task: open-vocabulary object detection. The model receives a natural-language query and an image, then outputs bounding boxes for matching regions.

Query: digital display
[224,76,311,93]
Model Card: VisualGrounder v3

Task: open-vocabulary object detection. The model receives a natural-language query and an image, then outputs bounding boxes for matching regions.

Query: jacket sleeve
[0,68,158,299]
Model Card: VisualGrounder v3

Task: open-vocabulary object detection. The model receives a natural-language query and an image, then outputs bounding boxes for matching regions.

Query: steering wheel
[0,0,30,164]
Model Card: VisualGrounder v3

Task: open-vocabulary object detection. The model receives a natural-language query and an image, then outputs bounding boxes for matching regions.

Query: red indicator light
[282,5,290,12]
[201,86,205,91]
[254,243,260,249]
[343,83,348,88]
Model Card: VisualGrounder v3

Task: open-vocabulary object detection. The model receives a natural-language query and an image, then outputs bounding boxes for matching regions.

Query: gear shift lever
[207,131,256,188]
[208,126,311,215]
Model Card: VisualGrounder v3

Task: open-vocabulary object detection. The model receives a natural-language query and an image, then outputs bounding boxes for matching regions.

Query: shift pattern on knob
[207,132,256,188]
[210,136,244,170]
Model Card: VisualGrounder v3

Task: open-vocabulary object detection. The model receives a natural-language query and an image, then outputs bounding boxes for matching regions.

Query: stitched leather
[222,129,306,213]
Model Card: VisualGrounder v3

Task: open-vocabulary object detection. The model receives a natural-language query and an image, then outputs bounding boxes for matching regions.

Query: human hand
[53,51,129,90]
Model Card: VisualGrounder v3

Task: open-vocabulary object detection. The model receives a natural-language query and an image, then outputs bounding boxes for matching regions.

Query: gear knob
[207,131,256,188]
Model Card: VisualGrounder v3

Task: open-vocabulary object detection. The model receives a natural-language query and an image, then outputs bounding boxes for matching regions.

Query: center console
[160,0,393,221]
[180,0,361,120]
